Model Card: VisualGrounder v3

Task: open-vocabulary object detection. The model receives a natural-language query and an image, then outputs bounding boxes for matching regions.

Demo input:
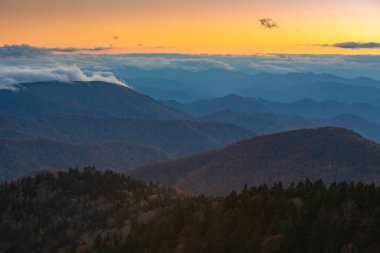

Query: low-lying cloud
[2,47,380,82]
[111,55,234,71]
[259,18,278,29]
[0,44,112,58]
[51,46,112,53]
[0,44,49,57]
[0,65,127,90]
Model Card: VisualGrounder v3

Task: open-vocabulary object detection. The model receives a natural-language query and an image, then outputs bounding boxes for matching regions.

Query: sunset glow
[1,0,379,54]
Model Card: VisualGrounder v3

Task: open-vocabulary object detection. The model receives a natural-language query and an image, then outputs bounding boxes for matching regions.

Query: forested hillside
[127,180,380,253]
[0,168,183,253]
[1,169,380,253]
[0,139,171,181]
[132,127,380,195]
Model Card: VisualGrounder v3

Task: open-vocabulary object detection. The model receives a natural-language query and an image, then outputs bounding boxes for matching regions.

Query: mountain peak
[224,93,244,99]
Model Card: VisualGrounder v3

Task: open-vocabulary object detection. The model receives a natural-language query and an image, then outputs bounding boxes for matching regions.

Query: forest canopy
[0,168,379,253]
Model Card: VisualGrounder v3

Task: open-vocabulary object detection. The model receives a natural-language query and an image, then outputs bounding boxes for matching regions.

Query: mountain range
[0,115,251,181]
[199,110,380,142]
[161,93,380,142]
[2,78,380,186]
[164,94,380,123]
[0,82,254,181]
[119,67,380,104]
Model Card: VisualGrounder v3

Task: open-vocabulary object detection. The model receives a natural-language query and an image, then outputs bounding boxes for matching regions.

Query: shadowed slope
[131,127,380,195]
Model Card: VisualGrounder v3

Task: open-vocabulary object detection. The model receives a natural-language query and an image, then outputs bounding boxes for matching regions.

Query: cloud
[315,42,380,49]
[0,65,127,90]
[249,62,296,73]
[136,44,170,50]
[54,53,380,80]
[333,42,380,49]
[0,44,49,57]
[244,54,380,80]
[259,18,278,29]
[112,55,234,71]
[2,50,380,83]
[0,44,112,57]
[51,46,112,53]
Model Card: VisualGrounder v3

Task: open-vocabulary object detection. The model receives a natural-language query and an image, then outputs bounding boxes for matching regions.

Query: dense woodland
[0,168,380,253]
[125,181,380,253]
[0,168,181,253]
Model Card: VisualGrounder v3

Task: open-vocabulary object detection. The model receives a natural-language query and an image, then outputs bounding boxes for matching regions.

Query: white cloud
[245,54,380,79]
[107,55,234,71]
[2,48,380,81]
[0,65,127,90]
[248,62,296,73]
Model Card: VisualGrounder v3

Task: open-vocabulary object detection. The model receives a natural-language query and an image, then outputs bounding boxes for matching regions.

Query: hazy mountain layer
[0,115,252,157]
[200,110,380,142]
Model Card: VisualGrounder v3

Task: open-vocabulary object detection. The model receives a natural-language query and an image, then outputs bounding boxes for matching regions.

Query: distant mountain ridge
[131,127,380,195]
[118,67,380,104]
[199,110,380,142]
[164,94,380,142]
[0,81,190,119]
[164,94,380,125]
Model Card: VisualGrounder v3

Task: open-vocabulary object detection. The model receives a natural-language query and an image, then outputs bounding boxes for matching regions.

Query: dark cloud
[315,42,380,49]
[259,18,278,29]
[333,42,380,49]
[51,46,112,53]
[0,44,112,57]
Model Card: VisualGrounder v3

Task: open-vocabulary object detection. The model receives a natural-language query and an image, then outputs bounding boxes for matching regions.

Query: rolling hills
[0,138,172,181]
[0,82,254,181]
[200,110,316,135]
[199,110,380,142]
[0,115,252,181]
[163,94,380,141]
[122,68,380,103]
[0,115,252,157]
[131,127,380,195]
[165,94,380,124]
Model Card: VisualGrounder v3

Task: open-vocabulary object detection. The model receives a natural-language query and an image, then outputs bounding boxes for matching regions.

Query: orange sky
[1,0,380,54]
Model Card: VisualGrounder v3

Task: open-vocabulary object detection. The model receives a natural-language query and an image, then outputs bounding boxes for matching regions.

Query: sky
[1,0,380,54]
